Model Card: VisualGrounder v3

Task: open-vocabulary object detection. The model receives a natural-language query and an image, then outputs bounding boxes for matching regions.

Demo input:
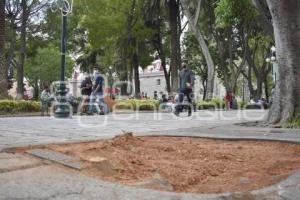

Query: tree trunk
[202,79,207,100]
[16,0,28,100]
[266,0,300,124]
[120,70,129,96]
[33,77,39,100]
[181,0,215,100]
[133,53,140,98]
[264,78,269,102]
[0,0,7,99]
[156,16,171,93]
[168,0,181,94]
[161,55,171,93]
[7,17,17,77]
[251,0,274,40]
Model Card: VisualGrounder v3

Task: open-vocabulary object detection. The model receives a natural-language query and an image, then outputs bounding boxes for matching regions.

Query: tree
[0,0,7,99]
[25,45,74,99]
[243,32,272,101]
[251,0,274,40]
[168,0,181,94]
[15,0,28,99]
[14,0,47,99]
[77,0,153,98]
[266,0,300,124]
[5,0,22,82]
[183,33,208,100]
[143,0,172,93]
[181,0,215,100]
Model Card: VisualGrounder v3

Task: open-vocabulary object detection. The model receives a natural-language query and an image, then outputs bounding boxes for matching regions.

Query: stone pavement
[0,110,300,200]
[0,110,269,150]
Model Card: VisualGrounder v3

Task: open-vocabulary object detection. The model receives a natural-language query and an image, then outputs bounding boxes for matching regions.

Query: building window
[156,79,161,85]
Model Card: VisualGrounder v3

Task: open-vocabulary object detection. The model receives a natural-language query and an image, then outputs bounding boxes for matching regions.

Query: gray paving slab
[141,125,300,144]
[0,110,269,150]
[28,149,84,170]
[0,165,300,200]
[0,153,41,172]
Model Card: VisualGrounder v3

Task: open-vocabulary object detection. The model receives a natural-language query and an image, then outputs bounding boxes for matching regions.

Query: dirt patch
[28,133,300,193]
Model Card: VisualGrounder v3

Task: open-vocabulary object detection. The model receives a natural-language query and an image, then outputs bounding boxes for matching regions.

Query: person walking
[88,69,104,115]
[40,85,52,116]
[224,91,233,110]
[80,75,92,115]
[175,63,195,116]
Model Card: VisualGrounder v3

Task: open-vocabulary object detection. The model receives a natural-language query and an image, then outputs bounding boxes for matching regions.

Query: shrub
[238,101,247,109]
[196,99,224,110]
[0,100,41,114]
[114,101,133,110]
[114,99,159,111]
[284,112,300,129]
[210,99,225,108]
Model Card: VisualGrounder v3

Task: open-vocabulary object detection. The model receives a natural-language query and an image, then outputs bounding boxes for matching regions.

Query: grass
[284,112,300,129]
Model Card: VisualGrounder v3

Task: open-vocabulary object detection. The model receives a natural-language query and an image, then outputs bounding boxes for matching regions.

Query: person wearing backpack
[80,75,92,115]
[175,63,195,116]
[88,69,105,115]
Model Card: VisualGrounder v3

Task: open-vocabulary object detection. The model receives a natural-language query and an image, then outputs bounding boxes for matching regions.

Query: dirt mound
[106,132,144,148]
[42,135,300,194]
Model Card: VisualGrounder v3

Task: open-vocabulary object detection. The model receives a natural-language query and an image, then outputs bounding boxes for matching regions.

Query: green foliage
[249,32,273,67]
[115,99,160,111]
[25,44,74,85]
[0,100,40,114]
[196,99,225,109]
[195,99,247,110]
[183,33,208,79]
[75,0,154,74]
[215,0,256,28]
[114,101,134,110]
[237,101,247,109]
[284,112,300,129]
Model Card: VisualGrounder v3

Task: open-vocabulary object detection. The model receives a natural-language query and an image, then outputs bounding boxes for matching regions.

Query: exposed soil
[41,133,300,193]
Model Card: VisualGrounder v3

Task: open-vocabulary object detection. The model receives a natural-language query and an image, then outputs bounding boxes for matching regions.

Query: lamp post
[266,45,277,85]
[242,76,245,102]
[52,0,73,118]
[108,66,113,99]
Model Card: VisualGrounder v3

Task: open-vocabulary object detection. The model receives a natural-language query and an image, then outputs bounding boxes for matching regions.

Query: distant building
[138,59,226,100]
[8,78,34,100]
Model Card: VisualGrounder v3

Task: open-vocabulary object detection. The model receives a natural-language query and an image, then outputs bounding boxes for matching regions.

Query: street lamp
[52,0,73,118]
[266,45,277,85]
[108,66,113,99]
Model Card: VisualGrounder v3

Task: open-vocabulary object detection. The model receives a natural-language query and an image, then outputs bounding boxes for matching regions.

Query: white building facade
[138,59,226,100]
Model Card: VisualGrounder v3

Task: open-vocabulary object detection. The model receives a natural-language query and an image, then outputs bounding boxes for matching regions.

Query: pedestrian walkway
[0,110,299,200]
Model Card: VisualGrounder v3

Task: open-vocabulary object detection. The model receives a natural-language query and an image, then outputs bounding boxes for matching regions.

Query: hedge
[114,99,249,111]
[196,99,248,110]
[114,99,160,111]
[0,100,41,114]
[284,113,300,129]
[196,99,225,110]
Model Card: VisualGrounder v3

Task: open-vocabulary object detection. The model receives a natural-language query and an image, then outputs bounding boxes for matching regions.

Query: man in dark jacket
[175,63,195,116]
[88,70,107,115]
[80,75,92,114]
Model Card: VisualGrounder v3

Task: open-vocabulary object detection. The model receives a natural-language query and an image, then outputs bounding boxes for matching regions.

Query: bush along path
[0,100,40,115]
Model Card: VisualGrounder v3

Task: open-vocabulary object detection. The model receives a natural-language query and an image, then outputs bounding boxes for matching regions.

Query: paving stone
[27,149,84,170]
[225,193,256,200]
[0,153,41,172]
